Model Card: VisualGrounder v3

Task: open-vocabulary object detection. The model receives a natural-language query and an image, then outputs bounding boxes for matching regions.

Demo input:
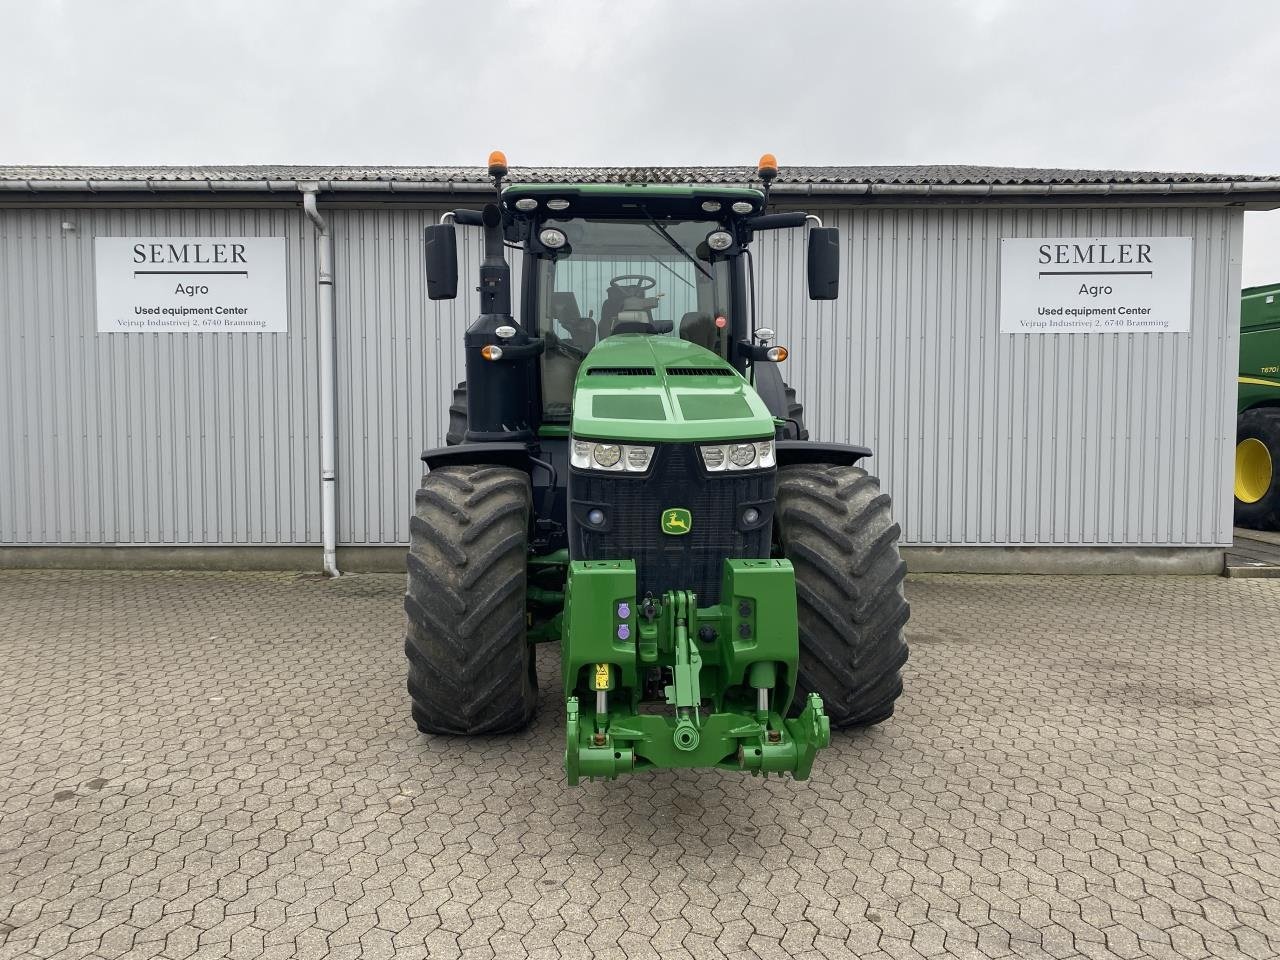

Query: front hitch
[561,559,830,785]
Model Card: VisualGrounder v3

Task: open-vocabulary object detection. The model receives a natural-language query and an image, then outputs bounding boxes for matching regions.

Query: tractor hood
[570,335,776,443]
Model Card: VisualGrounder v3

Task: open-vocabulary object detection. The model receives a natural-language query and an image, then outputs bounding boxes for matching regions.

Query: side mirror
[807,226,840,300]
[424,223,458,300]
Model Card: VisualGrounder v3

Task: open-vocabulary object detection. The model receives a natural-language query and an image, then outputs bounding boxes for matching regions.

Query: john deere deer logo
[661,508,692,536]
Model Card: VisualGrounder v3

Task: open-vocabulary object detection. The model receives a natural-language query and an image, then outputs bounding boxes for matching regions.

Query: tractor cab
[497,182,808,423]
[423,163,842,446]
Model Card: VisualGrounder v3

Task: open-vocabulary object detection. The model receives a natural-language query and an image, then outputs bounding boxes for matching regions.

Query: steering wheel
[610,274,657,291]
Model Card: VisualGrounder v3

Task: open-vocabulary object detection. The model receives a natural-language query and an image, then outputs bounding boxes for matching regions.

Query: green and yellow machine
[1236,281,1280,529]
[404,154,909,784]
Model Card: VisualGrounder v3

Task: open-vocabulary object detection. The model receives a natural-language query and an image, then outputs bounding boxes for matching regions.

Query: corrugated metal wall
[0,206,321,546]
[755,205,1242,546]
[0,202,482,547]
[0,201,1241,549]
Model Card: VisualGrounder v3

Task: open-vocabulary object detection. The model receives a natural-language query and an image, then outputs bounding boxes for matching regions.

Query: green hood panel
[571,336,776,443]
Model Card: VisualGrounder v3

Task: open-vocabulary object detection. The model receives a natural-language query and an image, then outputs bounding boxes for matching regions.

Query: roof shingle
[2,165,1277,202]
[0,163,1276,186]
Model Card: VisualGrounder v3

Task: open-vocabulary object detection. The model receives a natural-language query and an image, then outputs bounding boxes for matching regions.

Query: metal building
[3,165,1278,573]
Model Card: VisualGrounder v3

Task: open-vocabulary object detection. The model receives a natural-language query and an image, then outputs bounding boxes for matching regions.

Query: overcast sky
[4,0,1277,285]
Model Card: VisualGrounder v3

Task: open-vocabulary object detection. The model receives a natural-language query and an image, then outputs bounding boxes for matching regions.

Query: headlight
[700,439,775,472]
[571,438,655,473]
[593,444,622,468]
[706,230,733,251]
[539,228,567,249]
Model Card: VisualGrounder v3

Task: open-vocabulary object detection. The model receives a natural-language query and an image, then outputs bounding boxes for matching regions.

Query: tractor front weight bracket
[561,559,831,785]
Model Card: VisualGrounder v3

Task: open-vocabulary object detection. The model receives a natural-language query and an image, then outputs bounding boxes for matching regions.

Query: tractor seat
[600,283,663,338]
[610,319,657,335]
[611,313,675,336]
[611,300,667,335]
[596,293,665,337]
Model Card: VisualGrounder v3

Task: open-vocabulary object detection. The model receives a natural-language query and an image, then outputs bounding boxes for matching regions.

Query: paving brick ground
[0,570,1278,960]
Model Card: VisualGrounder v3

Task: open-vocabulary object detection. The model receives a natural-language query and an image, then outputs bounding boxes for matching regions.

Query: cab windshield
[534,218,735,421]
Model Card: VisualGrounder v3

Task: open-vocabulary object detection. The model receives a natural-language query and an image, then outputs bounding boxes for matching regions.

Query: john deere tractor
[405,153,909,784]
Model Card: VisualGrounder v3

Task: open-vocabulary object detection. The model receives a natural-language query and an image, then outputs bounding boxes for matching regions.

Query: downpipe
[302,186,340,577]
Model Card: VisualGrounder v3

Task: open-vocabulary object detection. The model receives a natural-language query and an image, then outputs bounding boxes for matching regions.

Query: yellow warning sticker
[594,663,610,689]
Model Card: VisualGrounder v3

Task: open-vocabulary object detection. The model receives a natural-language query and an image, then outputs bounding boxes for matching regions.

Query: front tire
[404,465,536,735]
[1235,409,1280,530]
[775,464,909,728]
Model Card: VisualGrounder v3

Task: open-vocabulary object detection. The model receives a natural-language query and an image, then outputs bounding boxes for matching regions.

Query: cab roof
[501,183,766,220]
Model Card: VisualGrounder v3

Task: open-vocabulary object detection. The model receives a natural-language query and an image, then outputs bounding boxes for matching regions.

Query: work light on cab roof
[403,150,910,787]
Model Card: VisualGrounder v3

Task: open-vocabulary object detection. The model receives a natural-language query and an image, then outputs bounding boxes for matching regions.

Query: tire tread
[404,464,536,735]
[777,463,910,728]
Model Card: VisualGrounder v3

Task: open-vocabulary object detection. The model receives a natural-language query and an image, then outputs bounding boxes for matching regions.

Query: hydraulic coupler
[561,559,830,784]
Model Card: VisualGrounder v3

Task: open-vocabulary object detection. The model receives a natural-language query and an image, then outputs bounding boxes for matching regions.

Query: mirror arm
[441,208,485,227]
[736,340,779,362]
[745,212,809,232]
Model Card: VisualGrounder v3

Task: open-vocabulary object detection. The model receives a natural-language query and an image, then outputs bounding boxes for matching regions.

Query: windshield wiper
[649,252,695,290]
[641,208,712,283]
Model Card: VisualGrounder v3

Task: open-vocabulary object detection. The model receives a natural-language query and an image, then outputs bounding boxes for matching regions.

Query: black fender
[775,440,872,468]
[421,441,565,553]
[421,442,532,472]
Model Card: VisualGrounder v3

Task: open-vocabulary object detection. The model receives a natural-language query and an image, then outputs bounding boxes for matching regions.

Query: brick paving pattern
[0,570,1278,959]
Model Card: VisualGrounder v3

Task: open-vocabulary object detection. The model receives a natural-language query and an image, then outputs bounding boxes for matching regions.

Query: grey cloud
[3,0,1277,281]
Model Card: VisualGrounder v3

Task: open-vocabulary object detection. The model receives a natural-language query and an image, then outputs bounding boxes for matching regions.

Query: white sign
[999,237,1193,333]
[94,237,288,333]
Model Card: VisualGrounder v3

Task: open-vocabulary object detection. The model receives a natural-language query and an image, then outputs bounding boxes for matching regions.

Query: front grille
[587,367,655,376]
[569,443,775,605]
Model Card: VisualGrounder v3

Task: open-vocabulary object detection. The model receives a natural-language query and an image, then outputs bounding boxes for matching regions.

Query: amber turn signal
[766,345,788,362]
[481,344,504,361]
[488,150,508,178]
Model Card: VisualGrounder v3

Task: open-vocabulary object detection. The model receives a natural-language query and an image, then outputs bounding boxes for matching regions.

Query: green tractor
[405,153,909,784]
[1236,281,1280,528]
